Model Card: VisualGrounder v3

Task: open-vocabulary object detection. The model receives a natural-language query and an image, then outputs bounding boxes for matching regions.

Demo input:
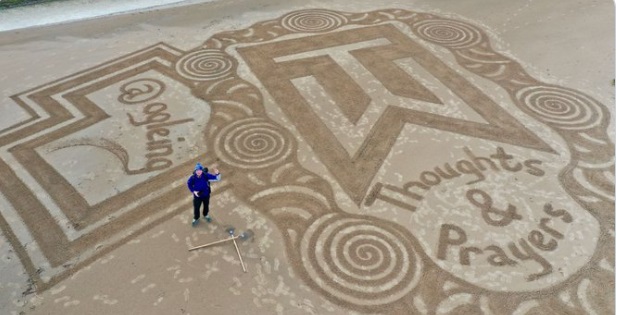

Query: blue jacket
[187,172,221,197]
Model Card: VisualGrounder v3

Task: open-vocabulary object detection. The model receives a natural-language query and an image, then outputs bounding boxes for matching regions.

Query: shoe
[192,219,199,226]
[205,216,212,223]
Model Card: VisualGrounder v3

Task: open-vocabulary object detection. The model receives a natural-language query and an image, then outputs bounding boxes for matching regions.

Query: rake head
[224,225,236,236]
[238,229,254,241]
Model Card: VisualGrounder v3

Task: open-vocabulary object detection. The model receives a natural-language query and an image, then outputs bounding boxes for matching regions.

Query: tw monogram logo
[238,24,552,205]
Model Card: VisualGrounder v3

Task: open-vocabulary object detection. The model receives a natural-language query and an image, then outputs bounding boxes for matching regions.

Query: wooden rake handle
[188,235,239,251]
[232,237,247,273]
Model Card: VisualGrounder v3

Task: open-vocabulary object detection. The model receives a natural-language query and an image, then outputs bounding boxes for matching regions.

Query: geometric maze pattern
[1,44,216,289]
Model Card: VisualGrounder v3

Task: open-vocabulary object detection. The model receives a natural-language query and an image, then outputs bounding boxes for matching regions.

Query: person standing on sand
[187,162,221,226]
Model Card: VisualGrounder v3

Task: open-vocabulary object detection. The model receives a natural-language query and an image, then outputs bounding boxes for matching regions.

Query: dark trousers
[193,195,210,220]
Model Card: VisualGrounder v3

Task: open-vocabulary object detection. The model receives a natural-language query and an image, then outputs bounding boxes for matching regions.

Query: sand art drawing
[0,8,613,314]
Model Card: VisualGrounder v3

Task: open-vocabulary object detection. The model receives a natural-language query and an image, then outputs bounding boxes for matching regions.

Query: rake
[188,226,254,273]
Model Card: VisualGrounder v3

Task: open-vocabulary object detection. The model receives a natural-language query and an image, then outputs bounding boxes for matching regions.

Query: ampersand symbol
[466,189,522,226]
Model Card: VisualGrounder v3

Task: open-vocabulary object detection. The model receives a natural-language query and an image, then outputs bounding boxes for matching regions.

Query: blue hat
[195,163,204,171]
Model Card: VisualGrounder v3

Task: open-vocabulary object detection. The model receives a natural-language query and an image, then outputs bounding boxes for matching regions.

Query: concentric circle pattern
[176,49,234,81]
[214,118,294,169]
[515,86,603,130]
[300,213,421,307]
[413,19,483,48]
[281,10,347,33]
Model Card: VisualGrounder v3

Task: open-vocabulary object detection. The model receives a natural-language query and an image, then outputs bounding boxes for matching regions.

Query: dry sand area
[0,0,614,314]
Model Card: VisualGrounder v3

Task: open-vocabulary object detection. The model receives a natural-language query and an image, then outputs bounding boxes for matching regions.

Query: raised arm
[208,168,221,182]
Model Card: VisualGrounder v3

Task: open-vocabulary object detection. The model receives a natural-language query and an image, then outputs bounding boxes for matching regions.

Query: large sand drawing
[0,8,613,314]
